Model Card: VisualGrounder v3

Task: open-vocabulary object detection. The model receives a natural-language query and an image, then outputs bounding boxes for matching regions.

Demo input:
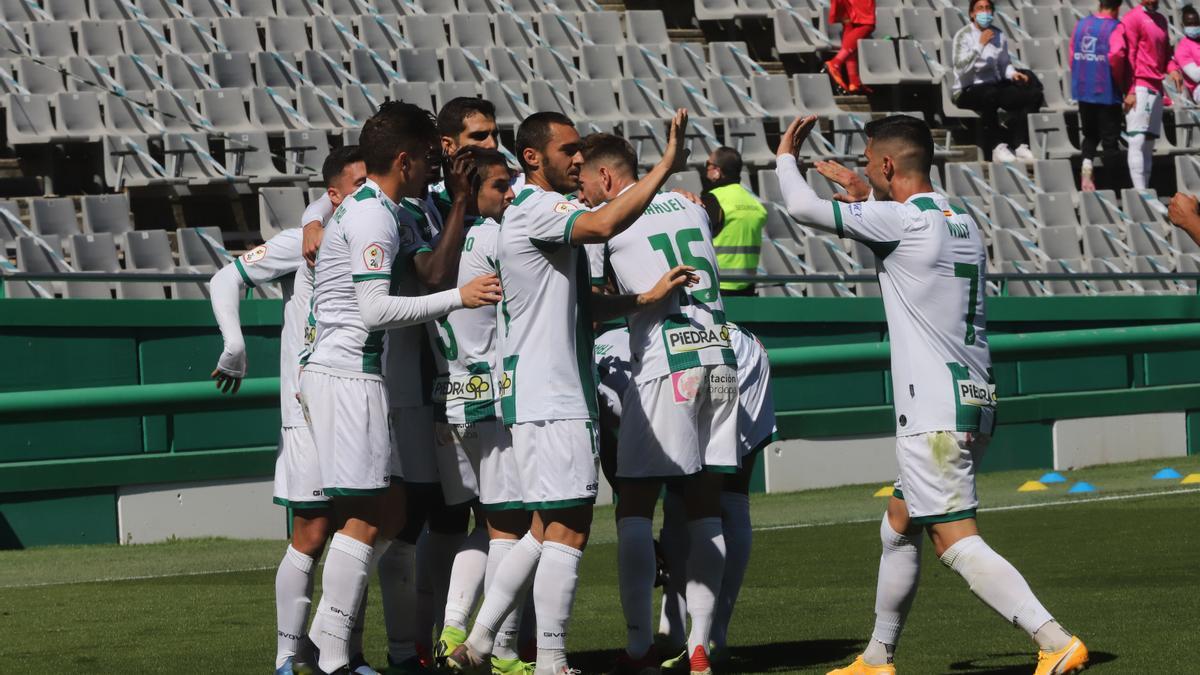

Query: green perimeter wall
[2,296,1200,547]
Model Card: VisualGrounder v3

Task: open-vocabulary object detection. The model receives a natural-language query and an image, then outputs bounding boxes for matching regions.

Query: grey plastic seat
[1089,257,1137,295]
[120,229,173,299]
[303,50,352,90]
[29,22,74,59]
[999,260,1049,297]
[395,49,443,82]
[495,13,541,50]
[313,16,359,55]
[81,194,134,236]
[135,0,176,19]
[1034,192,1079,227]
[1034,159,1075,193]
[682,118,723,167]
[774,8,834,54]
[325,0,365,13]
[12,235,68,298]
[79,21,124,58]
[625,10,669,47]
[185,0,234,17]
[412,0,458,13]
[31,197,80,238]
[283,129,331,179]
[1027,112,1078,160]
[164,54,213,90]
[91,0,136,19]
[54,91,106,142]
[539,13,585,53]
[831,113,869,157]
[202,88,256,133]
[391,81,436,111]
[17,58,66,95]
[0,199,22,246]
[433,82,480,111]
[900,8,942,42]
[709,42,762,79]
[45,0,88,22]
[65,233,119,299]
[357,14,406,56]
[664,170,703,195]
[581,45,623,82]
[266,17,311,57]
[724,118,774,166]
[993,228,1045,264]
[1121,188,1168,225]
[256,52,303,93]
[299,86,356,130]
[169,18,218,55]
[622,44,669,82]
[1128,221,1176,257]
[405,15,450,51]
[792,74,842,117]
[249,86,308,133]
[165,132,245,185]
[858,40,902,85]
[155,89,210,132]
[483,80,533,128]
[1019,6,1061,39]
[748,74,796,122]
[277,0,319,15]
[104,134,178,189]
[211,52,256,90]
[574,80,623,124]
[1079,190,1125,226]
[122,20,170,57]
[665,43,710,81]
[530,79,577,118]
[5,93,60,145]
[488,47,535,84]
[664,78,719,117]
[619,79,672,121]
[344,83,385,120]
[695,0,739,22]
[533,47,580,82]
[1133,254,1181,294]
[707,76,763,118]
[623,120,666,166]
[217,17,263,54]
[177,226,228,268]
[450,14,494,49]
[259,186,306,239]
[944,162,993,200]
[1037,225,1083,259]
[897,40,940,84]
[444,47,492,84]
[1019,39,1062,73]
[114,55,161,92]
[1082,224,1131,260]
[581,12,624,45]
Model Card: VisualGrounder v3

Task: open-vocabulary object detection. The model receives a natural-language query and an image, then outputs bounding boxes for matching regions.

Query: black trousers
[957,80,1043,155]
[1078,101,1123,164]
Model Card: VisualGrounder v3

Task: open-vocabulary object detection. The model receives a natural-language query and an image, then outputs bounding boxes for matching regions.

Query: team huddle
[211,98,1088,675]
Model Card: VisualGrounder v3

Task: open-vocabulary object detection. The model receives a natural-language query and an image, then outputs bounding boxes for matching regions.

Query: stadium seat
[664,78,720,118]
[623,45,670,83]
[709,42,763,79]
[185,0,234,18]
[1079,190,1126,226]
[217,17,264,54]
[791,74,843,117]
[5,93,60,145]
[405,15,450,51]
[1038,225,1084,260]
[0,199,21,247]
[168,18,217,55]
[396,49,443,82]
[246,87,305,133]
[119,229,173,299]
[533,47,581,82]
[445,47,495,85]
[1028,112,1079,160]
[623,120,667,166]
[12,235,69,299]
[1019,6,1062,39]
[103,134,179,190]
[483,81,534,128]
[1089,257,1137,295]
[303,51,353,91]
[91,0,136,20]
[283,129,331,180]
[806,236,858,297]
[665,170,704,195]
[1034,192,1080,228]
[724,118,775,167]
[1019,39,1063,73]
[165,132,245,186]
[226,131,304,183]
[177,226,229,269]
[266,17,311,58]
[55,92,107,142]
[433,81,480,110]
[122,20,171,58]
[617,79,669,120]
[774,8,835,54]
[154,89,210,133]
[495,13,542,51]
[17,59,66,95]
[253,53,299,94]
[897,40,941,84]
[694,0,740,22]
[29,22,74,60]
[80,195,134,237]
[581,45,623,82]
[310,16,357,56]
[1034,159,1076,194]
[625,10,670,47]
[65,233,120,299]
[450,14,495,49]
[858,40,902,85]
[135,0,177,20]
[667,43,712,82]
[1083,224,1132,260]
[79,21,125,58]
[488,47,535,84]
[31,198,80,238]
[202,88,256,134]
[412,0,459,14]
[299,86,358,130]
[574,80,624,125]
[581,12,624,45]
[277,0,319,15]
[1174,155,1200,194]
[1121,188,1169,226]
[45,0,89,23]
[212,52,257,91]
[1000,260,1050,297]
[258,186,306,239]
[539,13,586,53]
[357,15,406,56]
[392,81,437,112]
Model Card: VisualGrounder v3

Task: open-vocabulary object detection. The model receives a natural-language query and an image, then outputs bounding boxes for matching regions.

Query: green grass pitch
[2,456,1198,673]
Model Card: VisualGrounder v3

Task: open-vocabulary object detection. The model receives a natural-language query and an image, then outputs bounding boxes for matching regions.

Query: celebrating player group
[210,98,1088,675]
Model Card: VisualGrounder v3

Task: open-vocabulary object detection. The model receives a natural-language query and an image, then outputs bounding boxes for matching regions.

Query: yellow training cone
[1018,480,1048,492]
[1182,473,1200,484]
[874,485,894,497]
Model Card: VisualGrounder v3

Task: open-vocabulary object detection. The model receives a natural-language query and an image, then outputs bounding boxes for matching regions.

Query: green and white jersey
[496,184,596,425]
[594,325,633,420]
[831,192,995,435]
[382,197,436,407]
[308,179,428,377]
[606,190,735,383]
[232,228,313,427]
[428,218,501,424]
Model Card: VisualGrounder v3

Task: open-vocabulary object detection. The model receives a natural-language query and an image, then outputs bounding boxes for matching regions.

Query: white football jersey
[584,242,608,286]
[234,229,312,427]
[496,184,596,424]
[729,322,777,452]
[428,218,502,424]
[593,325,633,420]
[308,179,428,377]
[832,192,995,435]
[381,197,436,407]
[606,190,735,383]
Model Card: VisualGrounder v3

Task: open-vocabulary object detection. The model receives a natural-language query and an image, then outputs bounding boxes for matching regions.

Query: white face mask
[975,12,994,28]
[1186,26,1200,39]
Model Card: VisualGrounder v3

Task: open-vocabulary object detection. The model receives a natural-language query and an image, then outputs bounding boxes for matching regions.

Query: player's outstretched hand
[459,273,502,308]
[445,147,478,201]
[777,115,818,160]
[302,219,324,267]
[814,160,871,202]
[639,264,699,307]
[211,367,242,395]
[661,108,691,174]
[1168,192,1200,230]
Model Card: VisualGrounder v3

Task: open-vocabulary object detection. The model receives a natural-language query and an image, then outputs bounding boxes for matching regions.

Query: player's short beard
[545,162,580,195]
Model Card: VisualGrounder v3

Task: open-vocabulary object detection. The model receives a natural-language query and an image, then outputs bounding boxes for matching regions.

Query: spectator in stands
[1109,0,1181,189]
[1168,6,1200,104]
[702,147,766,297]
[1168,191,1200,245]
[951,0,1042,163]
[825,0,876,94]
[1071,0,1124,192]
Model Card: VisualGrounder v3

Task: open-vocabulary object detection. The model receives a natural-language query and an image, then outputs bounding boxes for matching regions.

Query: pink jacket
[1169,36,1200,95]
[1109,5,1171,94]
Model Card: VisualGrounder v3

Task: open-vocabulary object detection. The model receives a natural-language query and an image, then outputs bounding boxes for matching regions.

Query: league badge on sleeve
[242,244,268,265]
[554,201,581,214]
[364,243,385,271]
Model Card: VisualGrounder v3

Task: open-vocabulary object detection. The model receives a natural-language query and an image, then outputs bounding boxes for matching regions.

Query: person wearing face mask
[1168,6,1200,105]
[1070,0,1124,192]
[1109,0,1183,190]
[951,0,1043,163]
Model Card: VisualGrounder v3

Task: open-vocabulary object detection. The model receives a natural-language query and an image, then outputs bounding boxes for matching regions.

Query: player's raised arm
[413,147,478,289]
[569,108,691,244]
[773,115,841,235]
[353,274,499,331]
[301,193,334,267]
[209,263,247,394]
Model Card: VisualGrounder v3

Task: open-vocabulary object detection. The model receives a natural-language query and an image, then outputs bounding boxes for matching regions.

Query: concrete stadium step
[668,28,706,43]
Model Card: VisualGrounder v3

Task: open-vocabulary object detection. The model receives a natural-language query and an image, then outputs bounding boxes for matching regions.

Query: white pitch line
[3,487,1198,590]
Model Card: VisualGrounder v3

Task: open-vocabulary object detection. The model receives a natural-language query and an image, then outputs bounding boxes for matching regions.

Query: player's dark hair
[515,111,575,172]
[1099,0,1122,11]
[437,97,496,138]
[969,0,992,13]
[710,146,743,180]
[468,147,512,176]
[1182,4,1199,20]
[578,133,638,178]
[359,100,439,175]
[864,114,934,174]
[322,145,362,186]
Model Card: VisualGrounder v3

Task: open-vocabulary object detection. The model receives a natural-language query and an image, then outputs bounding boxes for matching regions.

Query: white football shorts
[893,430,990,524]
[300,367,397,496]
[1125,85,1164,137]
[273,425,329,509]
[434,419,523,509]
[510,418,599,509]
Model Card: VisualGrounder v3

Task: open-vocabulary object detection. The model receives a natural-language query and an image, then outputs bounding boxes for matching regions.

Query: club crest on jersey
[957,380,997,407]
[363,243,385,270]
[664,324,732,355]
[671,370,703,403]
[553,201,580,214]
[242,245,268,264]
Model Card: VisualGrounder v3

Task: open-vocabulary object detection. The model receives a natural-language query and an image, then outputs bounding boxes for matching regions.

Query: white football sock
[1127,134,1152,189]
[313,533,373,673]
[378,539,419,664]
[275,545,316,669]
[467,532,542,656]
[485,538,523,661]
[444,526,489,632]
[617,516,656,658]
[712,492,751,650]
[533,542,583,674]
[685,517,725,656]
[940,535,1066,651]
[657,492,688,647]
[866,515,922,665]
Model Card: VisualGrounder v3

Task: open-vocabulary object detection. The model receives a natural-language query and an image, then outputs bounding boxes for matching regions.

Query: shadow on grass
[946,650,1116,674]
[570,639,863,673]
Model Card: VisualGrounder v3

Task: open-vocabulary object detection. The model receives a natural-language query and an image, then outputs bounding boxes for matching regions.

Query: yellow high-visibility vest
[710,183,767,291]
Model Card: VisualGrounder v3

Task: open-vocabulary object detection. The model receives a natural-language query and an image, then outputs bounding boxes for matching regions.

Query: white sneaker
[992,143,1016,163]
[1014,143,1035,163]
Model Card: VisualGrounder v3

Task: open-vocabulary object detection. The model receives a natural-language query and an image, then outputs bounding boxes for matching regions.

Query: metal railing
[722,272,1200,295]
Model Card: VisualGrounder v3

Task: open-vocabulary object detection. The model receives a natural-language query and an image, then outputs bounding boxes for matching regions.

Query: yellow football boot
[1034,636,1089,675]
[826,655,896,675]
